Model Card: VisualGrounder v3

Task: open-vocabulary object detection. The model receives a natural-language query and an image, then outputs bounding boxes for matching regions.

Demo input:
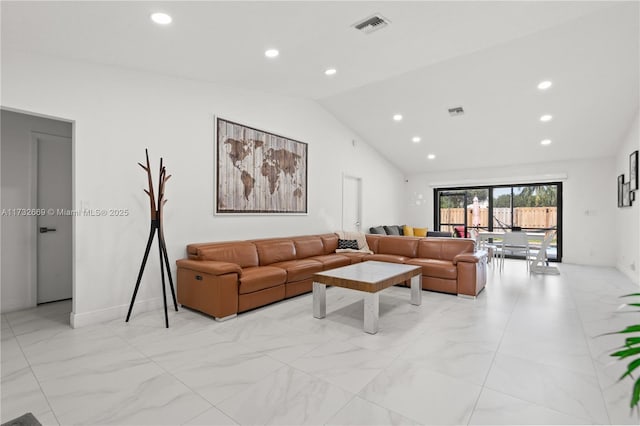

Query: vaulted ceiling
[2,1,638,173]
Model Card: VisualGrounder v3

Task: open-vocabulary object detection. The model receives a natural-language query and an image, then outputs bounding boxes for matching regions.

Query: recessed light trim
[324,68,337,76]
[412,136,421,143]
[427,154,436,160]
[393,114,403,121]
[151,12,172,25]
[265,49,279,58]
[537,80,552,90]
[540,114,553,122]
[540,139,552,146]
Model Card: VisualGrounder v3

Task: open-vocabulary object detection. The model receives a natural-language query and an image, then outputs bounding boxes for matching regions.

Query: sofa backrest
[193,242,259,268]
[293,236,325,259]
[365,234,382,252]
[376,236,419,258]
[418,238,474,261]
[253,239,297,265]
[319,233,339,254]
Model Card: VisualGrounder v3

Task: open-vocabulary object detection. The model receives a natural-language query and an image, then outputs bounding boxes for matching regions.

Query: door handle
[39,227,57,233]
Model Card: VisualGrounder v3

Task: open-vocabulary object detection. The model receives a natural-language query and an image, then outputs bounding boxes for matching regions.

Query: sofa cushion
[293,237,324,259]
[377,236,418,258]
[196,242,259,268]
[369,226,386,235]
[337,239,359,250]
[413,227,428,237]
[406,258,457,280]
[270,259,323,282]
[403,225,415,236]
[239,266,287,294]
[340,252,367,264]
[363,254,409,264]
[254,239,296,265]
[384,225,401,235]
[309,254,351,270]
[319,233,339,254]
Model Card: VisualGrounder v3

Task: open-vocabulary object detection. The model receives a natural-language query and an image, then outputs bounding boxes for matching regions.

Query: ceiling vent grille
[353,14,390,34]
[448,106,465,117]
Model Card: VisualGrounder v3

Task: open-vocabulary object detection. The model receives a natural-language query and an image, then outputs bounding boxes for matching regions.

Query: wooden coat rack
[126,149,177,328]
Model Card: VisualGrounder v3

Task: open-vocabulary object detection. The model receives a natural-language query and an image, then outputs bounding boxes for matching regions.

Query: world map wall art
[216,117,308,214]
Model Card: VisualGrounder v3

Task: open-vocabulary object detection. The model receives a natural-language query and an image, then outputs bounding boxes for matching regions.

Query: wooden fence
[440,207,557,228]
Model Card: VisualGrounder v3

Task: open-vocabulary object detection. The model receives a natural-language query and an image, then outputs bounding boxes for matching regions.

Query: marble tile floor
[1,260,639,425]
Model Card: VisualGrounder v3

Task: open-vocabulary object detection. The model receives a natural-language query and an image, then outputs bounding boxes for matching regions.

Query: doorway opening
[342,175,362,232]
[0,109,74,320]
[434,182,562,261]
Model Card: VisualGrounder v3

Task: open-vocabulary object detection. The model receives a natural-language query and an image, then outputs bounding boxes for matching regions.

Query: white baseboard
[70,297,165,328]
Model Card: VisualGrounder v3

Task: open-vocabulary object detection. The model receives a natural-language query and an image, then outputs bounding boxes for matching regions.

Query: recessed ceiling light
[540,139,552,146]
[324,68,337,76]
[151,12,172,25]
[265,49,279,58]
[427,154,436,160]
[540,114,553,122]
[393,114,403,121]
[412,136,421,143]
[537,80,552,90]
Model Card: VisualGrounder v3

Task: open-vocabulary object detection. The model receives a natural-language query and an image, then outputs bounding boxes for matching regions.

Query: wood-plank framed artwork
[216,117,308,214]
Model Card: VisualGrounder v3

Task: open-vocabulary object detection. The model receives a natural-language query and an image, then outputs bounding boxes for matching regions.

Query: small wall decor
[618,174,624,207]
[623,182,632,207]
[216,117,308,214]
[126,149,177,328]
[630,150,638,192]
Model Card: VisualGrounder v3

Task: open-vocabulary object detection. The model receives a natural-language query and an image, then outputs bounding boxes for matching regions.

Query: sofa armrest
[176,259,242,276]
[452,250,487,265]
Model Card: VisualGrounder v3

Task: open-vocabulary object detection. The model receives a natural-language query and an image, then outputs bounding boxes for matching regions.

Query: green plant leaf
[619,358,640,381]
[618,325,640,334]
[611,347,640,359]
[621,293,640,298]
[632,378,640,408]
[626,337,640,347]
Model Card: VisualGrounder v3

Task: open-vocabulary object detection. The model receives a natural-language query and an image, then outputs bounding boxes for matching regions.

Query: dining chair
[498,231,530,271]
[530,231,560,274]
[475,231,498,266]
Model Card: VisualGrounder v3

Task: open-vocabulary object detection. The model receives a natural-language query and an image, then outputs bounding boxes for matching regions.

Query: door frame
[32,132,74,305]
[341,174,362,232]
[26,123,75,314]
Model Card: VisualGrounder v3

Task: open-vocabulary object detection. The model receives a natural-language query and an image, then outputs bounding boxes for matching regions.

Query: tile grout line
[565,266,616,425]
[466,261,525,425]
[8,316,62,426]
[113,321,234,426]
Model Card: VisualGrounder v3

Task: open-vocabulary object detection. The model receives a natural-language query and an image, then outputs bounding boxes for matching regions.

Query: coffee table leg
[364,293,379,334]
[313,282,326,319]
[410,274,422,306]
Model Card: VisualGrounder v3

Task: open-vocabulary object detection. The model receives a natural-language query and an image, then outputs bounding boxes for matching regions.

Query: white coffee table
[312,261,422,334]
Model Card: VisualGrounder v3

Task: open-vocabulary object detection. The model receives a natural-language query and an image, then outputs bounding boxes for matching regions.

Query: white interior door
[342,175,362,232]
[36,134,72,304]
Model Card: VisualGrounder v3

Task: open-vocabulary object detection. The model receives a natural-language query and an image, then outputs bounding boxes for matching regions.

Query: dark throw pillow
[369,226,386,235]
[384,225,401,235]
[337,239,359,250]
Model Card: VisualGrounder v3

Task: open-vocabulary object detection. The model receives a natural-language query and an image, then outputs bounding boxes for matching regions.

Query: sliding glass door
[434,182,562,261]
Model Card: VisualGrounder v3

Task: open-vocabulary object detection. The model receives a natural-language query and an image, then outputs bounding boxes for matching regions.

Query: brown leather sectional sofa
[176,233,487,320]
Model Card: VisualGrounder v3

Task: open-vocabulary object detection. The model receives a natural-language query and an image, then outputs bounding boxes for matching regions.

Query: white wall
[0,51,405,323]
[1,110,72,312]
[614,112,640,284]
[405,157,617,267]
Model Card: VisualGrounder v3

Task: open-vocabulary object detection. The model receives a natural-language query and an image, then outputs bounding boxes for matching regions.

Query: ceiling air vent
[353,14,390,34]
[448,106,465,117]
